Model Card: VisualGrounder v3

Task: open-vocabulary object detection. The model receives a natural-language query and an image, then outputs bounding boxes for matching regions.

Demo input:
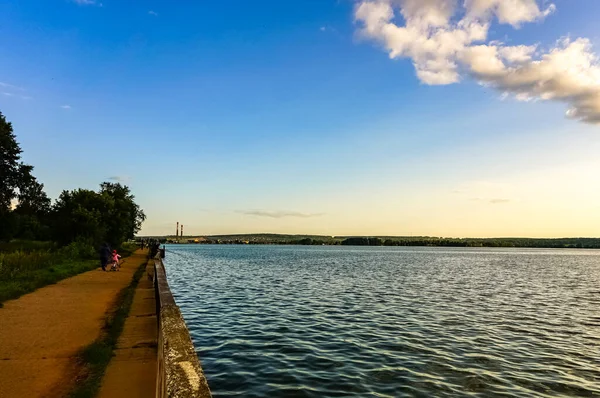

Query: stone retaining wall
[154,258,212,398]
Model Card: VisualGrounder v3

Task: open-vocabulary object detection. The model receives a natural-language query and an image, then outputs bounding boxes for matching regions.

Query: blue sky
[1,0,600,237]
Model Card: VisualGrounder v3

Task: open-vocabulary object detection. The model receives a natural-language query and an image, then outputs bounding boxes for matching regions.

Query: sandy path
[0,250,147,398]
[97,261,157,398]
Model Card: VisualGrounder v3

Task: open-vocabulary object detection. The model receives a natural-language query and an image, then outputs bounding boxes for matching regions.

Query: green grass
[0,240,140,306]
[69,259,148,398]
[0,260,99,306]
[0,250,99,306]
[0,240,56,253]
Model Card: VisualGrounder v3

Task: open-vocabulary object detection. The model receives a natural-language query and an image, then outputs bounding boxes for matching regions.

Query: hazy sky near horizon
[1,0,600,238]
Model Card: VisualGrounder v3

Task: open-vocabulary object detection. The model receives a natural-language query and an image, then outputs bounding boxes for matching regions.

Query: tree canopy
[0,111,50,240]
[0,111,21,212]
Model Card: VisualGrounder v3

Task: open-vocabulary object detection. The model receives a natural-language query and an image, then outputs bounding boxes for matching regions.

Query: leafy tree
[0,111,21,211]
[0,112,21,240]
[13,164,51,239]
[0,112,51,240]
[51,183,146,248]
[14,164,51,217]
[99,182,146,246]
[369,237,383,246]
[51,189,109,246]
[341,237,370,246]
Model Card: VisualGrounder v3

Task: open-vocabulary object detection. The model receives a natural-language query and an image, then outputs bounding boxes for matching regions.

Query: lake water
[163,245,600,397]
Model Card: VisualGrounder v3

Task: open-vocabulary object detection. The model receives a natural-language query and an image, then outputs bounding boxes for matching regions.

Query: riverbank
[149,234,600,249]
[0,250,148,397]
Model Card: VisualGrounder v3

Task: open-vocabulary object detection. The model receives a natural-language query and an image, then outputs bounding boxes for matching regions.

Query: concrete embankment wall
[154,257,213,398]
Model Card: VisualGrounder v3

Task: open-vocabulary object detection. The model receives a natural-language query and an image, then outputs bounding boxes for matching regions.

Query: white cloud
[148,10,158,16]
[320,26,338,33]
[464,0,555,27]
[0,82,32,100]
[236,210,324,219]
[489,198,511,204]
[108,176,131,183]
[72,0,103,6]
[454,181,517,203]
[355,0,600,124]
[0,81,24,91]
[61,105,72,110]
[498,44,537,63]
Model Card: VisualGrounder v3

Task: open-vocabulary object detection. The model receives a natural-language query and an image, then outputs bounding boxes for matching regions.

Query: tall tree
[0,111,25,240]
[100,182,146,245]
[13,164,52,240]
[0,111,53,240]
[51,189,109,246]
[14,164,51,217]
[51,183,146,247]
[0,111,21,211]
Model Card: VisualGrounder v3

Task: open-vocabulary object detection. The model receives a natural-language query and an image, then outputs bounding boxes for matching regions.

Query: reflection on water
[164,245,600,397]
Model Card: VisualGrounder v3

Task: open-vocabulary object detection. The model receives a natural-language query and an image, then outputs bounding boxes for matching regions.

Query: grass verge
[68,259,148,398]
[0,241,138,307]
[0,259,99,307]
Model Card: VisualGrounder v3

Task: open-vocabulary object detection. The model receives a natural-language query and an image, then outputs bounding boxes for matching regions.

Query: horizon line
[136,233,600,240]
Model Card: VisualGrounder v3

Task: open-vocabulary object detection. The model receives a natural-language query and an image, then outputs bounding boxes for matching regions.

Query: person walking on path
[99,243,111,272]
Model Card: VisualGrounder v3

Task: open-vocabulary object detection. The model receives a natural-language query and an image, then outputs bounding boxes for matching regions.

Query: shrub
[59,240,97,260]
[0,250,55,279]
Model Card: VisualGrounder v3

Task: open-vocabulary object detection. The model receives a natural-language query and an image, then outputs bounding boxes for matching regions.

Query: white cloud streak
[0,82,32,100]
[0,81,24,91]
[454,181,517,204]
[489,198,511,204]
[2,92,32,100]
[73,0,98,5]
[108,176,130,182]
[61,105,72,110]
[354,0,600,124]
[148,10,158,16]
[236,210,324,219]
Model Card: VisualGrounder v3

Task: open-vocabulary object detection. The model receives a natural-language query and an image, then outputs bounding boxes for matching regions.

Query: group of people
[99,240,163,271]
[99,243,122,272]
[139,239,163,258]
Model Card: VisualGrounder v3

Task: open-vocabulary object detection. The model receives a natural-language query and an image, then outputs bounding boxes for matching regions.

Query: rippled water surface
[164,245,600,397]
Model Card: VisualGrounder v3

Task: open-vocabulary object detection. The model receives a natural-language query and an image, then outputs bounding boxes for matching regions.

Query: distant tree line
[340,237,600,249]
[166,235,600,249]
[0,111,145,248]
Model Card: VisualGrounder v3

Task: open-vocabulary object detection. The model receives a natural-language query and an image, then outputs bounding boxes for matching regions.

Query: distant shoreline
[136,235,600,249]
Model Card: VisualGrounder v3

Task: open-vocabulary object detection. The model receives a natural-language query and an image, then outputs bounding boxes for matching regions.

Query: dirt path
[0,250,148,398]
[97,260,157,398]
